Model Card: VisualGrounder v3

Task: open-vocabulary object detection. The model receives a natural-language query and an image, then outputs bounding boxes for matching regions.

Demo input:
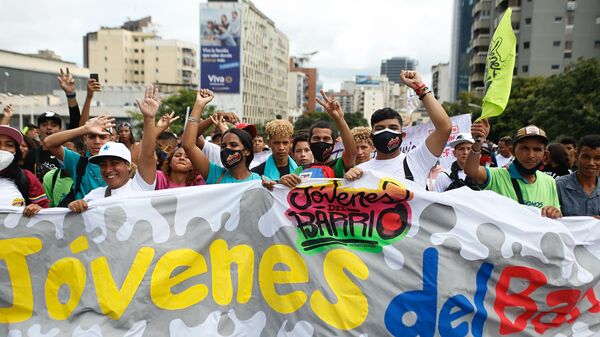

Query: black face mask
[513,158,543,176]
[372,129,402,154]
[220,148,244,169]
[310,142,334,163]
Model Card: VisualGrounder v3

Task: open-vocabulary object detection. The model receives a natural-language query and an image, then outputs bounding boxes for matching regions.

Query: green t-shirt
[484,164,560,209]
[42,169,74,207]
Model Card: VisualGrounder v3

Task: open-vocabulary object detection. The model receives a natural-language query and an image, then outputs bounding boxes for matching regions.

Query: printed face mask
[372,129,402,154]
[220,148,244,169]
[0,150,15,171]
[309,142,334,163]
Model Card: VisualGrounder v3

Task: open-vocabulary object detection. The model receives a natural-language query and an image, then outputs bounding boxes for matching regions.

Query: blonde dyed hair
[351,126,373,146]
[265,119,294,140]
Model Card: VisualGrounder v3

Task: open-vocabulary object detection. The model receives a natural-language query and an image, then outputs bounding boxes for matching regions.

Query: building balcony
[470,72,485,83]
[472,34,491,48]
[472,17,491,31]
[473,0,492,17]
[470,54,487,67]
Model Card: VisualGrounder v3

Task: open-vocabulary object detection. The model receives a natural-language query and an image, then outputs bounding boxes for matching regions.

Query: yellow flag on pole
[476,8,517,122]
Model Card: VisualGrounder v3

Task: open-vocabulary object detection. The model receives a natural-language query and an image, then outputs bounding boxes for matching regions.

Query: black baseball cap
[37,111,62,127]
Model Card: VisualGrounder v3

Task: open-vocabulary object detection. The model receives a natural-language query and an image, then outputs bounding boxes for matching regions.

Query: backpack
[49,156,88,207]
[444,161,481,191]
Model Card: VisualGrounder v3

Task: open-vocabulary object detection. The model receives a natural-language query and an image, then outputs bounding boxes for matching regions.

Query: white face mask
[0,150,15,171]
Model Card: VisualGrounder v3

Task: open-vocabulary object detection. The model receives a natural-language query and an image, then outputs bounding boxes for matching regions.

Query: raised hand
[471,119,490,141]
[87,79,101,97]
[400,70,425,91]
[316,90,344,120]
[196,89,214,106]
[136,86,161,119]
[2,104,14,118]
[85,115,115,135]
[216,111,240,124]
[57,68,76,94]
[210,114,228,133]
[157,111,180,131]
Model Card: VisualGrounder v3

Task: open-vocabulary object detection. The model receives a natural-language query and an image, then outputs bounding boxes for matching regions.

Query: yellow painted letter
[151,249,208,310]
[0,237,42,323]
[45,257,86,320]
[91,247,155,320]
[210,239,254,305]
[259,245,308,314]
[310,249,369,330]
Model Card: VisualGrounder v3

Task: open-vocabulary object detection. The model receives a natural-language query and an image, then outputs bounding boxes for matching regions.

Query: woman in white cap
[68,87,160,212]
[0,125,49,216]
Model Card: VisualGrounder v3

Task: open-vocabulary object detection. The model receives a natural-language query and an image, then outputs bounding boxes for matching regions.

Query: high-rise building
[380,57,417,84]
[449,0,474,102]
[290,57,318,114]
[201,1,289,124]
[288,71,307,123]
[83,17,198,91]
[351,75,406,124]
[469,0,600,95]
[431,63,451,104]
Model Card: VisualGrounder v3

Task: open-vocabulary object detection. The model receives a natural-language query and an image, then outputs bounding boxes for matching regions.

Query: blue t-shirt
[61,148,106,199]
[206,162,261,184]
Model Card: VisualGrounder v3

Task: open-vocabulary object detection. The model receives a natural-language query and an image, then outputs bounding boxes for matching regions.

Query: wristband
[418,91,432,100]
[188,117,200,123]
[66,92,76,99]
[415,85,429,97]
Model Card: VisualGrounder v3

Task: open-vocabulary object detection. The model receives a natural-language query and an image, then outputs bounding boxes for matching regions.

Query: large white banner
[0,172,599,336]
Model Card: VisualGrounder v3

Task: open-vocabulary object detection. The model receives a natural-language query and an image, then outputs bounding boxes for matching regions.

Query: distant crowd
[0,68,598,219]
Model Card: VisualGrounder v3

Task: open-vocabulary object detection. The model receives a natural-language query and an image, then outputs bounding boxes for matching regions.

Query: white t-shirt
[83,171,156,203]
[434,167,467,192]
[357,142,437,189]
[0,178,25,207]
[495,154,513,168]
[203,141,223,167]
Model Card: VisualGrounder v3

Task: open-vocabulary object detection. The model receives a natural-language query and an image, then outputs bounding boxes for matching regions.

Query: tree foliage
[293,111,368,133]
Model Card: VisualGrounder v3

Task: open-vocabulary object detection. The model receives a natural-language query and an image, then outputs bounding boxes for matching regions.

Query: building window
[525,17,531,25]
[134,49,139,53]
[524,41,530,49]
[134,60,139,64]
[104,56,108,61]
[551,65,560,70]
[141,49,144,53]
[554,16,562,22]
[134,38,139,42]
[595,41,600,48]
[565,41,573,49]
[564,52,572,58]
[522,65,529,73]
[104,68,108,72]
[567,15,574,25]
[134,71,139,75]
[156,46,159,51]
[156,69,159,73]
[156,57,159,62]
[553,41,561,47]
[141,71,144,75]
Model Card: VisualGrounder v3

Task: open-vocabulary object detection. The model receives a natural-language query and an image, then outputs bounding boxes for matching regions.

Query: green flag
[477,8,517,122]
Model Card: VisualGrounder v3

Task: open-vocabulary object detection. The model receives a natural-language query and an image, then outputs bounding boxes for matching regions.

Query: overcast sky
[0,0,453,90]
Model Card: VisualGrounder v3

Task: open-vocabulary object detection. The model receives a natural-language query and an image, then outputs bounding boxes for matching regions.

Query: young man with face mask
[465,121,562,219]
[278,90,356,187]
[434,133,479,192]
[344,71,452,189]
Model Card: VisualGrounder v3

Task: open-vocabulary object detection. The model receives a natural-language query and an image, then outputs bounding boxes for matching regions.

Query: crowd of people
[0,69,598,219]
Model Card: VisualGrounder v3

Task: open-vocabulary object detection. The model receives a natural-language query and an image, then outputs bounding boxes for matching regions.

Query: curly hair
[351,126,373,146]
[265,119,294,140]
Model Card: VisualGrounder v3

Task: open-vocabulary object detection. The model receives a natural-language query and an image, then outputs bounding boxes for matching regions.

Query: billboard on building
[355,75,380,85]
[200,3,242,93]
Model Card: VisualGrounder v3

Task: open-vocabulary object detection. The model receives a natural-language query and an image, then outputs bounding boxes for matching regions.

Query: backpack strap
[510,177,525,205]
[72,155,88,198]
[403,158,414,182]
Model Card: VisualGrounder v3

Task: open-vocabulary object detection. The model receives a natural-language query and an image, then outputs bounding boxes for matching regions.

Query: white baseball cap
[88,141,132,165]
[448,133,475,148]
